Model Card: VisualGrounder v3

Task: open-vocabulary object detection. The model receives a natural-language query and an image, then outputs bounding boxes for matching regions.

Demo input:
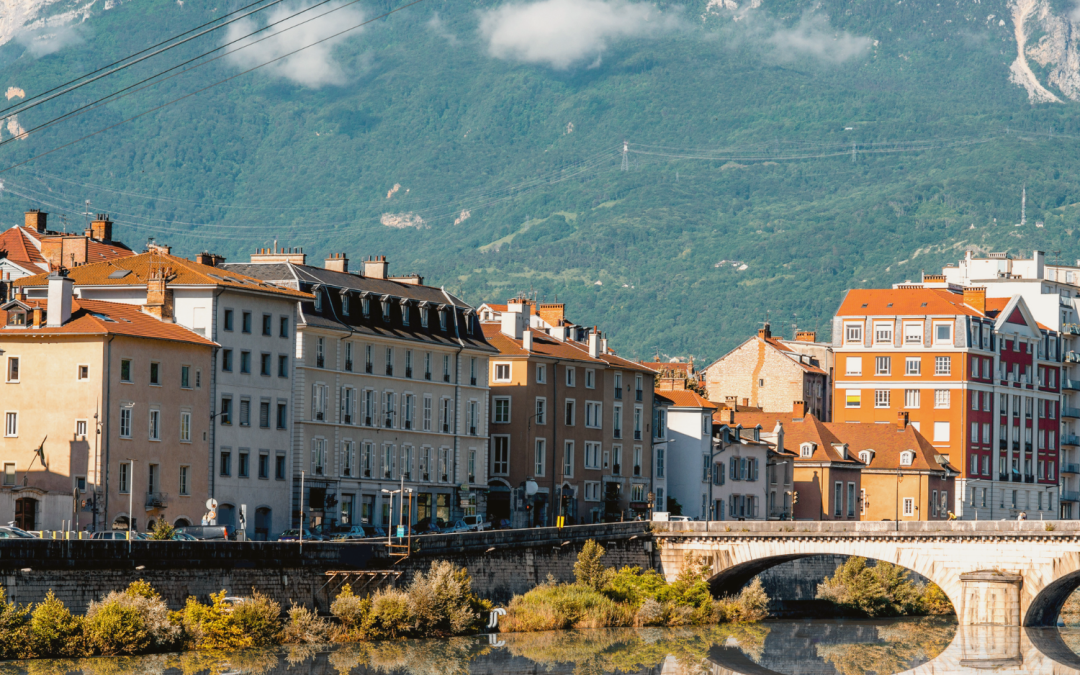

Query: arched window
[900,451,915,467]
[799,443,815,458]
[14,497,36,530]
[859,450,874,465]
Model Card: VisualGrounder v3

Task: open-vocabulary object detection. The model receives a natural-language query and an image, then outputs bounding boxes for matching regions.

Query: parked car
[443,516,492,534]
[668,515,693,522]
[330,525,367,541]
[175,526,232,541]
[90,531,139,540]
[171,532,198,541]
[277,529,319,542]
[0,526,34,539]
[413,518,441,535]
[362,525,388,538]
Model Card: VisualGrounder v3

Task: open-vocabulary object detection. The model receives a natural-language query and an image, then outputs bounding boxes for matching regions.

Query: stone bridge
[653,520,1080,627]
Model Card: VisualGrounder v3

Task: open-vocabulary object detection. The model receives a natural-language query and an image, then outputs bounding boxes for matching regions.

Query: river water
[7,618,1080,674]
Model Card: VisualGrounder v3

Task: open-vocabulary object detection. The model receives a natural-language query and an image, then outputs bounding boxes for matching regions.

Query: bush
[661,553,713,611]
[359,589,413,640]
[635,598,666,626]
[501,583,633,632]
[331,584,370,635]
[817,557,925,617]
[231,590,282,646]
[603,566,668,608]
[0,587,30,659]
[282,603,331,644]
[407,560,488,636]
[574,540,610,591]
[179,590,251,650]
[84,598,150,656]
[28,591,84,657]
[147,520,176,541]
[920,583,954,615]
[713,579,770,623]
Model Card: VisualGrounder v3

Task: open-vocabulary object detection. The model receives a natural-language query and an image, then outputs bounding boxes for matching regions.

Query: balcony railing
[1065,407,1080,419]
[1065,379,1080,391]
[1064,463,1080,474]
[1067,351,1080,364]
[1064,434,1080,446]
[145,492,168,509]
[1064,324,1080,336]
[1063,490,1080,502]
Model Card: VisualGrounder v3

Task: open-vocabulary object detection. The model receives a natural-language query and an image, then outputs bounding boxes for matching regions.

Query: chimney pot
[363,256,389,279]
[795,330,817,342]
[757,322,772,340]
[793,400,807,419]
[325,253,349,273]
[24,210,47,233]
[89,215,112,242]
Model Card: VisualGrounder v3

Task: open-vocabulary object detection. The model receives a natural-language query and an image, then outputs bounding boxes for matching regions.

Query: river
[7,618,1080,674]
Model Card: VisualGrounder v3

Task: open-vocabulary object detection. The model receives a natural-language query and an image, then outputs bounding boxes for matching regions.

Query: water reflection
[9,619,1080,675]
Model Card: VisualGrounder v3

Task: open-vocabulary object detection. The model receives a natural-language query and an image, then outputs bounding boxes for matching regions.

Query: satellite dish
[525,480,539,497]
[206,498,218,510]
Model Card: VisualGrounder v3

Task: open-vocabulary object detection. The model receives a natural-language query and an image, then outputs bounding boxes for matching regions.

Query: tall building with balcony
[832,282,1061,519]
[224,251,495,533]
[480,299,659,526]
[940,250,1080,517]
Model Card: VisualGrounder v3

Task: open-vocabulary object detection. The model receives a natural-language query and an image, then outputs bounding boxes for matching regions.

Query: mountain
[1,0,1080,362]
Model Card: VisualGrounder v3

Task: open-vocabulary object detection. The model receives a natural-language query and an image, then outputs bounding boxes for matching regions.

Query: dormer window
[313,289,322,312]
[362,296,370,318]
[800,442,815,458]
[420,305,430,328]
[341,293,350,316]
[859,450,873,465]
[900,451,914,467]
[400,300,410,326]
[381,298,391,322]
[439,308,447,331]
[6,310,25,327]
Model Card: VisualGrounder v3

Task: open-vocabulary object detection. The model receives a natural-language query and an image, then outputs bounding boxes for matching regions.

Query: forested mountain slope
[1,0,1079,361]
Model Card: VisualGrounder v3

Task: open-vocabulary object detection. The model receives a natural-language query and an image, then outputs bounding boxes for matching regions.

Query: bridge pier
[959,571,1023,626]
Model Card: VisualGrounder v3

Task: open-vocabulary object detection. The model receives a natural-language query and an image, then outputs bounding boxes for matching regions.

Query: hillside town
[0,211,1073,539]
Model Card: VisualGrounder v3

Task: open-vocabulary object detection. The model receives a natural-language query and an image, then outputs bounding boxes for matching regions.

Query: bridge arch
[1024,552,1080,627]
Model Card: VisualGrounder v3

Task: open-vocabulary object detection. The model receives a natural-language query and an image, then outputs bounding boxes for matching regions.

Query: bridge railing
[651,520,1080,534]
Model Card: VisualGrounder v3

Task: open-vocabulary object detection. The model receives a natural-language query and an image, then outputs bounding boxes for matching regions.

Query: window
[242,311,252,334]
[119,462,130,494]
[933,323,952,345]
[407,350,414,378]
[634,406,642,440]
[78,365,89,381]
[276,454,287,480]
[180,411,191,442]
[423,395,432,431]
[222,350,233,372]
[441,399,452,433]
[220,450,232,477]
[119,359,130,382]
[903,497,914,516]
[613,446,623,474]
[535,439,546,477]
[874,390,890,408]
[181,365,190,388]
[280,317,289,338]
[120,407,132,438]
[492,437,509,475]
[385,347,394,376]
[223,309,234,331]
[934,390,950,408]
[4,412,16,437]
[75,420,87,438]
[904,323,923,344]
[845,357,862,376]
[312,384,328,422]
[847,483,856,518]
[239,399,251,427]
[494,397,511,424]
[875,356,891,375]
[313,438,327,476]
[565,399,576,426]
[585,442,601,469]
[148,409,160,440]
[585,402,602,428]
[260,401,270,428]
[404,395,415,430]
[933,422,950,443]
[613,404,622,437]
[566,367,576,387]
[443,355,451,382]
[179,466,190,496]
[239,451,249,478]
[220,397,233,425]
[240,352,251,374]
[904,390,920,408]
[800,442,814,458]
[536,364,546,384]
[343,441,355,477]
[277,403,288,429]
[585,369,595,388]
[363,443,375,478]
[262,314,272,336]
[584,482,601,502]
[563,441,574,477]
[935,356,951,375]
[845,323,863,344]
[384,392,396,428]
[845,390,861,408]
[259,453,270,479]
[874,323,893,344]
[316,338,325,369]
[467,400,478,435]
[260,353,271,377]
[656,447,665,478]
[905,357,921,375]
[536,398,547,425]
[834,482,843,517]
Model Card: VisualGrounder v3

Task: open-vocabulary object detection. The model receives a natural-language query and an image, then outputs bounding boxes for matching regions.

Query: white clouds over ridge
[479,0,681,70]
[765,14,871,64]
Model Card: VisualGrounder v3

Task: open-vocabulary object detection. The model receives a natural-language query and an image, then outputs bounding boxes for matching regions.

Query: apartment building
[223,251,495,532]
[941,251,1080,517]
[703,325,831,420]
[831,283,1061,519]
[13,250,306,539]
[0,272,212,532]
[481,299,658,526]
[0,212,133,291]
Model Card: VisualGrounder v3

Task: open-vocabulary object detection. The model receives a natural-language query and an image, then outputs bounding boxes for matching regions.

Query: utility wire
[0,0,365,153]
[0,0,287,120]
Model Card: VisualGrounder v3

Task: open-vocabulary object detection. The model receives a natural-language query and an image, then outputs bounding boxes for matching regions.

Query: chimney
[536,303,565,326]
[250,246,304,265]
[196,252,214,266]
[364,255,389,280]
[795,330,817,342]
[588,329,600,358]
[89,214,112,242]
[758,322,771,340]
[144,267,174,322]
[24,210,47,233]
[792,400,807,419]
[896,411,909,430]
[501,298,530,340]
[601,336,609,354]
[31,306,43,328]
[725,395,738,411]
[964,286,986,315]
[523,329,533,352]
[742,398,749,407]
[46,270,73,327]
[324,253,348,273]
[719,409,734,425]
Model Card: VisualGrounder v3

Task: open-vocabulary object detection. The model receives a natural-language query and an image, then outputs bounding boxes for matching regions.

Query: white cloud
[17,24,84,57]
[223,0,366,88]
[764,14,871,64]
[427,12,459,45]
[479,0,681,70]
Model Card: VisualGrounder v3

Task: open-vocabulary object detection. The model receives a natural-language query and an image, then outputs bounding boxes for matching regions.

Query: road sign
[396,525,405,538]
[206,498,218,510]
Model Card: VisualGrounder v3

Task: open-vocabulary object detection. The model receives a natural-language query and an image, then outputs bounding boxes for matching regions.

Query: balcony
[1067,352,1080,364]
[999,440,1009,450]
[1064,464,1080,474]
[1066,379,1080,391]
[1065,324,1080,336]
[344,360,353,372]
[145,492,168,509]
[1025,474,1036,483]
[1063,490,1080,502]
[1064,434,1080,446]
[1065,407,1080,419]
[425,372,432,381]
[999,473,1010,482]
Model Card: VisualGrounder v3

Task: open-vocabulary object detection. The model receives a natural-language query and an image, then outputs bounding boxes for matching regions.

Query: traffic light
[792,491,799,505]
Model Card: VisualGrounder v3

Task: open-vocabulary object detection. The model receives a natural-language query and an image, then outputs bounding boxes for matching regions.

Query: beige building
[223,252,495,532]
[704,325,831,420]
[481,299,659,526]
[0,272,213,532]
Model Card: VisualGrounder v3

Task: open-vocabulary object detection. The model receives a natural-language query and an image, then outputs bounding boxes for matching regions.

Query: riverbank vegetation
[501,540,769,632]
[816,557,954,618]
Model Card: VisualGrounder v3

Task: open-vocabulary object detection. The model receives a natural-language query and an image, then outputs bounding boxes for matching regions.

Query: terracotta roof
[764,337,827,375]
[481,303,508,313]
[984,297,1052,331]
[656,390,716,409]
[836,288,984,317]
[822,421,952,472]
[0,227,46,270]
[13,252,310,298]
[481,324,654,373]
[0,298,215,345]
[724,411,862,465]
[639,360,694,375]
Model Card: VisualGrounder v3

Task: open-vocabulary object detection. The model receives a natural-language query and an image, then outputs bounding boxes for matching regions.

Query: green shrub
[331,585,369,631]
[573,540,610,591]
[359,589,413,640]
[713,579,770,623]
[920,583,954,615]
[179,590,251,650]
[85,598,150,655]
[0,587,31,659]
[407,560,488,636]
[231,590,282,646]
[817,557,925,617]
[660,553,713,610]
[603,566,668,608]
[147,520,176,541]
[501,582,633,632]
[282,603,330,644]
[28,591,84,657]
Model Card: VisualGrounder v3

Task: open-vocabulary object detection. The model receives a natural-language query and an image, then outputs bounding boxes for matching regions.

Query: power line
[0,0,431,174]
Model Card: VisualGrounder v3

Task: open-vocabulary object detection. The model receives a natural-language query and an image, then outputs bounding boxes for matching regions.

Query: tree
[574,540,609,591]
